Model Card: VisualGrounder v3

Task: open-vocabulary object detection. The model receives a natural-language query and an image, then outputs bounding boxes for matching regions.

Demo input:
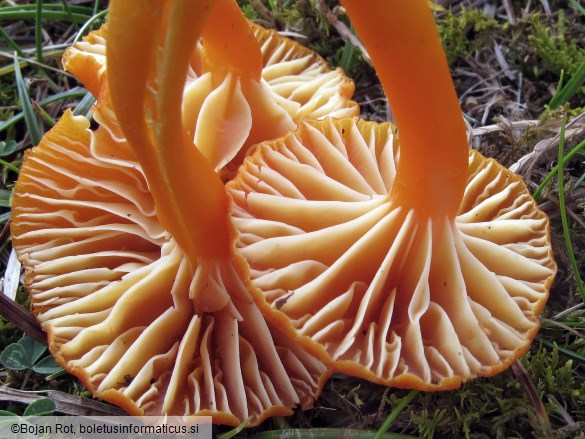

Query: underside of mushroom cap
[63,22,358,180]
[62,26,107,99]
[11,109,329,426]
[242,23,358,122]
[228,117,557,390]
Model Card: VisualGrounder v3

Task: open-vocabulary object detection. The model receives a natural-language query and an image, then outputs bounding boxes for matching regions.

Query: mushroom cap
[63,23,358,180]
[11,109,329,425]
[61,26,107,99]
[227,117,557,390]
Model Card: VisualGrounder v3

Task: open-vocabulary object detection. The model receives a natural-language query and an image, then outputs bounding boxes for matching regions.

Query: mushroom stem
[201,0,263,80]
[340,0,468,218]
[107,0,230,264]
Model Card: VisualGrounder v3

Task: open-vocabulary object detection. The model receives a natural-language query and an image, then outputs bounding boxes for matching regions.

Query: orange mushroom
[12,109,327,424]
[63,0,358,180]
[11,0,332,425]
[227,0,557,389]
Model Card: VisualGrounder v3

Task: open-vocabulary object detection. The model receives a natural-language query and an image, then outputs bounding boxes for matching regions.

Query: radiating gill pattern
[228,117,556,389]
[11,110,327,426]
[182,22,358,177]
[63,24,357,179]
[251,23,358,121]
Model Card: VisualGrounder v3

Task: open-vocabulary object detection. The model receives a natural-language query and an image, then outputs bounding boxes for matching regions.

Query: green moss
[403,341,585,439]
[524,343,585,419]
[0,316,21,348]
[410,408,448,439]
[529,11,585,78]
[437,7,501,65]
[240,4,260,20]
[404,378,538,439]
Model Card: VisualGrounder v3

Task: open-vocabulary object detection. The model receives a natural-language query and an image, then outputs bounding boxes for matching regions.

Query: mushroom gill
[226,0,557,389]
[228,117,555,389]
[62,0,358,181]
[11,0,330,426]
[12,107,328,425]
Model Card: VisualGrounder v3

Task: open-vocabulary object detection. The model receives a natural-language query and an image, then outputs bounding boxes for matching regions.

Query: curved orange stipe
[201,0,262,80]
[340,0,468,218]
[107,0,229,263]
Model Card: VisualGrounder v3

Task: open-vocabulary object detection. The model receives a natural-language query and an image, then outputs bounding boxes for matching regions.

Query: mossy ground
[1,1,584,438]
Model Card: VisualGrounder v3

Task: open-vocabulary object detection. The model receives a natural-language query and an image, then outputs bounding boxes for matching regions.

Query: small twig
[547,394,574,426]
[0,51,75,77]
[0,220,12,251]
[516,72,523,106]
[0,294,47,346]
[458,68,513,102]
[539,192,585,229]
[540,318,585,340]
[552,302,585,320]
[317,1,371,66]
[551,422,585,439]
[509,112,585,175]
[494,43,515,80]
[0,387,126,417]
[472,119,539,137]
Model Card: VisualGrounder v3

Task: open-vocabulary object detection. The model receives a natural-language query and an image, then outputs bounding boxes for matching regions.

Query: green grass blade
[573,169,585,189]
[0,4,94,13]
[0,11,91,22]
[375,390,419,439]
[13,53,43,146]
[0,88,87,134]
[0,189,12,208]
[537,338,585,364]
[550,69,564,106]
[548,59,585,109]
[0,60,27,77]
[339,26,357,74]
[0,159,20,174]
[93,0,101,16]
[556,116,585,302]
[72,92,96,118]
[58,0,80,29]
[32,100,56,127]
[266,0,277,12]
[533,137,585,200]
[218,417,251,439]
[0,49,70,77]
[569,0,585,17]
[0,27,24,57]
[73,9,108,43]
[35,0,43,62]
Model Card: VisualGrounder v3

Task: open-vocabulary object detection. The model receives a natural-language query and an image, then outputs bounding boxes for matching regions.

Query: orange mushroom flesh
[341,0,468,218]
[12,109,328,424]
[183,0,359,179]
[200,0,263,79]
[62,3,358,181]
[227,0,557,388]
[11,0,334,425]
[107,0,228,264]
